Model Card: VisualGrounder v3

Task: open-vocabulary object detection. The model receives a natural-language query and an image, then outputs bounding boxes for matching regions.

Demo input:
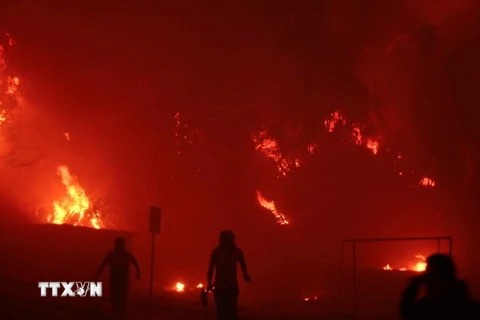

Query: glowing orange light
[303,296,318,301]
[419,177,435,187]
[252,129,300,177]
[366,138,379,155]
[256,190,289,225]
[48,166,102,229]
[382,254,427,272]
[174,282,185,292]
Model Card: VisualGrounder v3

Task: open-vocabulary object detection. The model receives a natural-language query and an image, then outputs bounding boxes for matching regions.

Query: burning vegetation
[0,33,20,148]
[0,33,105,230]
[48,166,103,229]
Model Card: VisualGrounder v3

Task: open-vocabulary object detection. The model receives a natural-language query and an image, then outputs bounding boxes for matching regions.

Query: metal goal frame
[340,236,453,315]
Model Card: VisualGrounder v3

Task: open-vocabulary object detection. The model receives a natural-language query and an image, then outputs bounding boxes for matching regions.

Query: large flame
[256,190,289,225]
[48,166,102,229]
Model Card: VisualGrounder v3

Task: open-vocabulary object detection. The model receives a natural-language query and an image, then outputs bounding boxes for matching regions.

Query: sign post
[148,206,161,296]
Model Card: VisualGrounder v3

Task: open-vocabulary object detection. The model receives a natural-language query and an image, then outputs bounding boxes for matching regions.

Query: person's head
[425,254,457,293]
[114,237,126,251]
[219,230,235,247]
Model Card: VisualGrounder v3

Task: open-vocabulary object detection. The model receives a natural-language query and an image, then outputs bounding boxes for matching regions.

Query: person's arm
[399,275,424,320]
[95,253,110,280]
[129,253,141,279]
[238,249,251,282]
[207,249,217,289]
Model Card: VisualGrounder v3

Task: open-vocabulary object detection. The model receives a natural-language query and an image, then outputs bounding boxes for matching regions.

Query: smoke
[0,1,480,295]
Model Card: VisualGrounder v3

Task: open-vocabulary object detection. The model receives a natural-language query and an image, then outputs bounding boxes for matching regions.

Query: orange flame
[6,76,19,95]
[253,129,300,177]
[419,176,435,187]
[256,190,289,225]
[383,254,427,272]
[174,282,185,292]
[49,166,102,229]
[0,33,20,130]
[325,111,380,155]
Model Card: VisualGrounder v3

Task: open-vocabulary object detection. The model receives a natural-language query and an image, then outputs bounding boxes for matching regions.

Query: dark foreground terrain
[0,277,392,320]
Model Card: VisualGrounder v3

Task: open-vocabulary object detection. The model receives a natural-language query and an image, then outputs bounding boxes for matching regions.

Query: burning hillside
[0,33,105,230]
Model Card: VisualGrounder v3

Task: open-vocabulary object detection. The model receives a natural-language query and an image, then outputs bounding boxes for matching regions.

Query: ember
[48,166,103,229]
[303,295,318,302]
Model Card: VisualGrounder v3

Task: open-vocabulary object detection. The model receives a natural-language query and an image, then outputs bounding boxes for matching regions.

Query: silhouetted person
[95,237,141,320]
[207,230,251,320]
[400,253,480,320]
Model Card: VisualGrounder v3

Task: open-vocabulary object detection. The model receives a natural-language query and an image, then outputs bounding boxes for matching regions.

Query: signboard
[149,206,161,234]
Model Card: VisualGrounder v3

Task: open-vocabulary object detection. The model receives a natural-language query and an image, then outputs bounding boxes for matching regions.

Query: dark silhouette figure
[400,253,480,320]
[95,237,141,320]
[207,230,251,320]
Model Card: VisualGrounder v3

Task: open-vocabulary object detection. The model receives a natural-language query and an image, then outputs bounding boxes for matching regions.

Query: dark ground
[0,277,393,320]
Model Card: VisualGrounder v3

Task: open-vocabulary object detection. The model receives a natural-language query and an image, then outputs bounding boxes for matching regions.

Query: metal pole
[448,237,453,257]
[340,241,345,313]
[352,240,357,316]
[149,232,155,296]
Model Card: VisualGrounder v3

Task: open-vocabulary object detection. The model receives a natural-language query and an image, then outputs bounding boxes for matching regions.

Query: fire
[383,254,427,272]
[196,283,204,288]
[0,33,20,131]
[325,111,380,155]
[48,166,102,229]
[174,282,185,292]
[366,138,379,155]
[419,176,435,187]
[6,76,20,95]
[253,128,300,177]
[324,111,346,132]
[256,190,289,225]
[325,110,437,187]
[303,296,318,301]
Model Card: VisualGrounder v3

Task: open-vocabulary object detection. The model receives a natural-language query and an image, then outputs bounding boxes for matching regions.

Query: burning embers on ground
[48,166,103,229]
[382,254,427,272]
[164,281,204,293]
